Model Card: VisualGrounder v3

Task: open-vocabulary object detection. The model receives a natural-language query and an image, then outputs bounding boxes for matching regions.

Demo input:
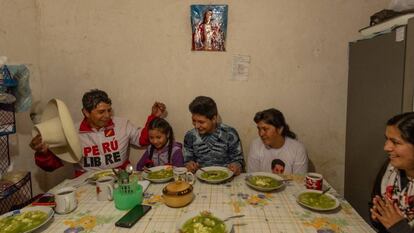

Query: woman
[247,108,308,175]
[371,112,414,233]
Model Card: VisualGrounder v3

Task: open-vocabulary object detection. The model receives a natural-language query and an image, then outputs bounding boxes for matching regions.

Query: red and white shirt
[35,115,155,176]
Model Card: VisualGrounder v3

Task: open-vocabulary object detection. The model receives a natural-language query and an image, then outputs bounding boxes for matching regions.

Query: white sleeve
[125,119,142,147]
[247,139,261,173]
[291,142,308,175]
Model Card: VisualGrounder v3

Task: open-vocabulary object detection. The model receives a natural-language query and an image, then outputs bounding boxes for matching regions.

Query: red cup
[305,172,323,190]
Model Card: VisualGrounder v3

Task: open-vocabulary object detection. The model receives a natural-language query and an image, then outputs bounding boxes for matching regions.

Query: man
[30,89,166,176]
[184,96,244,175]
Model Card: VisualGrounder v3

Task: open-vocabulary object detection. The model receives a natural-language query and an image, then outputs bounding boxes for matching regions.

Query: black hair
[254,108,296,139]
[271,159,286,169]
[387,112,414,145]
[188,96,218,119]
[82,89,112,112]
[370,113,414,224]
[148,118,175,164]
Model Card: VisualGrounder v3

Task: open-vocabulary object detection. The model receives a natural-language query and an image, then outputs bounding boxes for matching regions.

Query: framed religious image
[191,5,228,52]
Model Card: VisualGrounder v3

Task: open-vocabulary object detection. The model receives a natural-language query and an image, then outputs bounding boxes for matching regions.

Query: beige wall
[1,0,388,195]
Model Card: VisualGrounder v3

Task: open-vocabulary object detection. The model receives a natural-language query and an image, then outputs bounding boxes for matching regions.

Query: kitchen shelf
[0,171,32,214]
[0,98,32,214]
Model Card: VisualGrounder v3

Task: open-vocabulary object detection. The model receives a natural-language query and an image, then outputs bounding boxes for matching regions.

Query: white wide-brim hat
[32,99,81,163]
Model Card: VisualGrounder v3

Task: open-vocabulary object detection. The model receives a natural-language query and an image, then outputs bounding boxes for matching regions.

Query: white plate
[245,172,285,192]
[142,165,174,183]
[296,189,340,211]
[195,166,233,184]
[0,206,54,233]
[87,169,115,183]
[177,210,233,233]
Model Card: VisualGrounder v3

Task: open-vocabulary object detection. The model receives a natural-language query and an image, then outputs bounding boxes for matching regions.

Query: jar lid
[163,181,193,196]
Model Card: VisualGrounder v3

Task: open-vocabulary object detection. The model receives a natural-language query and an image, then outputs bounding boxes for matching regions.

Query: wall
[0,0,388,195]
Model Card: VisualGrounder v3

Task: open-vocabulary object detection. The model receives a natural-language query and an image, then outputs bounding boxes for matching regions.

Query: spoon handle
[74,177,92,188]
[224,214,245,221]
[199,168,208,173]
[321,187,331,195]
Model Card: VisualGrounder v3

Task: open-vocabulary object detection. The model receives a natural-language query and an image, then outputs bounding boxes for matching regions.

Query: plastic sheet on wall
[0,65,32,112]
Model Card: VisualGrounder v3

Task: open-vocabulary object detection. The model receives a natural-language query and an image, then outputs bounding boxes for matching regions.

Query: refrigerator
[345,18,414,223]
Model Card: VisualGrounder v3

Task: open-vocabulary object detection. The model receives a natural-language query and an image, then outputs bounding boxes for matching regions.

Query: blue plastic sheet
[0,65,32,112]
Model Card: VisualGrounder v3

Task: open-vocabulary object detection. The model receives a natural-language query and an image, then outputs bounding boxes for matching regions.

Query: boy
[184,96,244,175]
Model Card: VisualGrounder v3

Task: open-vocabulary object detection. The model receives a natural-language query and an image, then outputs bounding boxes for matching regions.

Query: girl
[371,112,414,233]
[136,118,184,171]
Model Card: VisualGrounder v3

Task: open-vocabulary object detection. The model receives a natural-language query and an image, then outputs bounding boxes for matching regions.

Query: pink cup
[305,172,323,190]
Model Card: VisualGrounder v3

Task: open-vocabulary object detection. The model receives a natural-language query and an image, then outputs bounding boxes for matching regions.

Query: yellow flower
[78,215,97,230]
[304,217,339,233]
[63,220,77,228]
[247,195,262,205]
[232,201,241,213]
[264,193,273,199]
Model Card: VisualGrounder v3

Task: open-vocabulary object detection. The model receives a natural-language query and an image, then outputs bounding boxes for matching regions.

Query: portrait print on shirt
[271,159,286,174]
[191,4,228,51]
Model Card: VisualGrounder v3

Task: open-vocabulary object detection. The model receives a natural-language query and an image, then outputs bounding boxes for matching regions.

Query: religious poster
[191,5,228,52]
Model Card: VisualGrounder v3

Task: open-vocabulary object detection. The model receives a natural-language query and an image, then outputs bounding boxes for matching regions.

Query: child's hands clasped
[370,195,405,229]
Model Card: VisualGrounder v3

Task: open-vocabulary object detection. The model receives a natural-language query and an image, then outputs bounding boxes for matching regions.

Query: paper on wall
[231,54,250,81]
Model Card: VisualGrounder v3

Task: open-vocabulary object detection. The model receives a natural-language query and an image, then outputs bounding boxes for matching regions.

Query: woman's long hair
[254,108,296,139]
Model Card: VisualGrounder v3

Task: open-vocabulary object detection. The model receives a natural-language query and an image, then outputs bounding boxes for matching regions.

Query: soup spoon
[74,177,93,188]
[320,187,331,195]
[126,164,134,174]
[199,168,218,176]
[223,214,245,222]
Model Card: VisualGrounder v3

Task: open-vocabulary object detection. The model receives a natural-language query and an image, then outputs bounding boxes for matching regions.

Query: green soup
[298,192,336,209]
[148,169,173,179]
[200,170,228,180]
[181,212,226,233]
[248,175,281,188]
[0,210,48,233]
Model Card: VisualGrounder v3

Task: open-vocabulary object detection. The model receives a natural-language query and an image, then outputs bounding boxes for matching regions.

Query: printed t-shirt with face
[247,137,308,175]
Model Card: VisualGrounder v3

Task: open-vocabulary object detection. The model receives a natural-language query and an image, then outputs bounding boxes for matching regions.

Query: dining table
[35,171,375,233]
